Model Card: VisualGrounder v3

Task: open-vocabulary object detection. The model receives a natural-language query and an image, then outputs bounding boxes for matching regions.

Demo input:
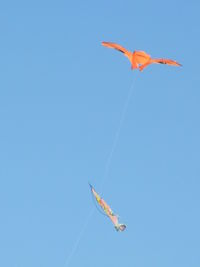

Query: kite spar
[102,41,182,71]
[89,183,126,232]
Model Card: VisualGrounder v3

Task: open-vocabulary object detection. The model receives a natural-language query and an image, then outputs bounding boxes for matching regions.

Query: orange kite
[102,41,182,71]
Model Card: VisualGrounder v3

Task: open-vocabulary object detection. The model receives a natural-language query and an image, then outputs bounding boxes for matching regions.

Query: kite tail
[115,224,126,232]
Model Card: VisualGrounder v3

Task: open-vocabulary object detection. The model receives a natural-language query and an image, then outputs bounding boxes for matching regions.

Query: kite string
[100,74,137,192]
[65,207,94,267]
[64,75,137,267]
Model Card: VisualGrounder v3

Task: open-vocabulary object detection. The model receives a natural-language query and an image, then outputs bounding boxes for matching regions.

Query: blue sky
[0,1,200,267]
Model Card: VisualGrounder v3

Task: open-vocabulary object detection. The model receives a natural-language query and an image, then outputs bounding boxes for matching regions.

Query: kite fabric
[102,41,182,71]
[89,183,126,232]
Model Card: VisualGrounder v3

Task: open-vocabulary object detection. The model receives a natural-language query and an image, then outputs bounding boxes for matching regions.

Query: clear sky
[0,1,200,267]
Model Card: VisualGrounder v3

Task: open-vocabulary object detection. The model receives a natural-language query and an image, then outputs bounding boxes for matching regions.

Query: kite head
[115,224,126,232]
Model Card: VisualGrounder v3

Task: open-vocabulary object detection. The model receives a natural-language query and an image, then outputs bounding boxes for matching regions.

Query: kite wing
[139,57,182,71]
[102,41,132,62]
[152,58,182,66]
[89,183,126,232]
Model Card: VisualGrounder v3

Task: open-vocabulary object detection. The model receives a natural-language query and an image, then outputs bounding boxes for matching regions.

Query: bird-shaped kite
[102,41,182,71]
[89,183,126,232]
